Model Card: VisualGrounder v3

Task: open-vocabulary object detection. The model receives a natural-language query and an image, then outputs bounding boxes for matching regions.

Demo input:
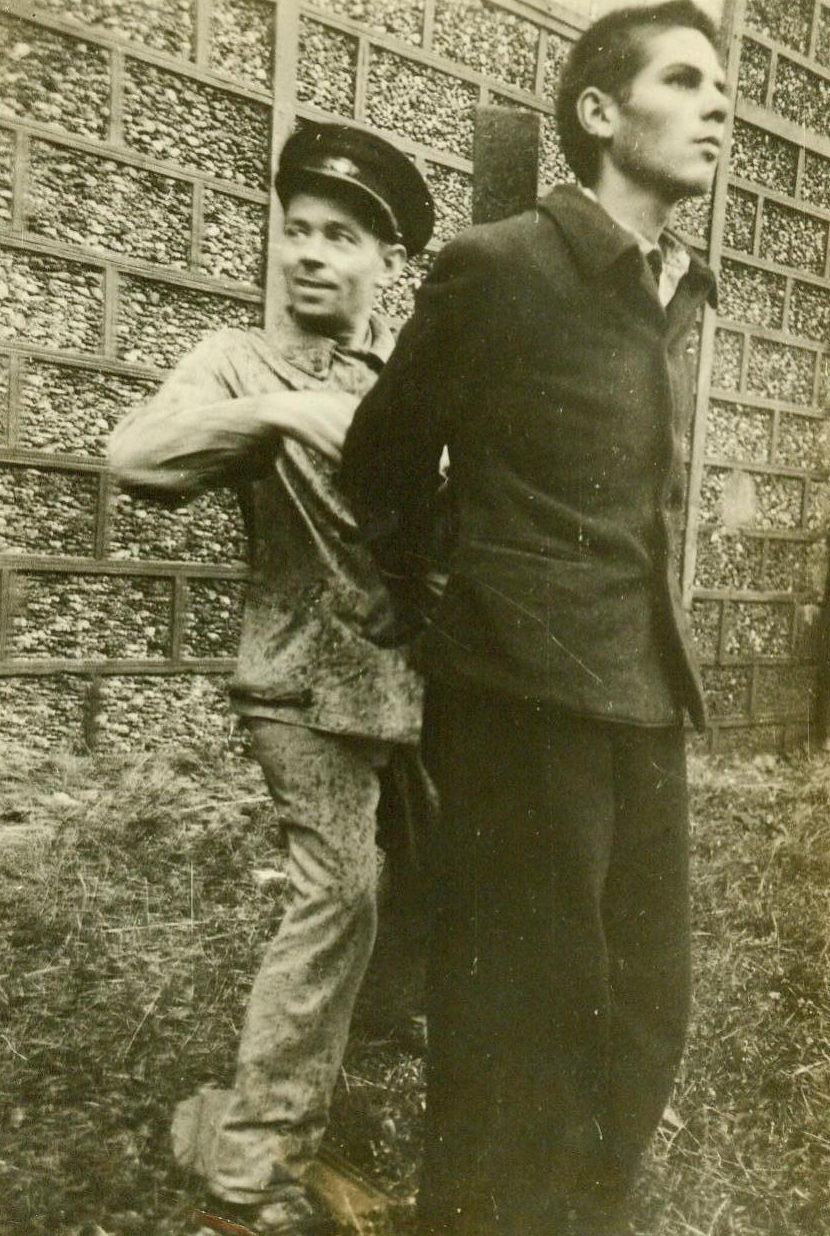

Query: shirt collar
[268,309,396,380]
[537,184,717,309]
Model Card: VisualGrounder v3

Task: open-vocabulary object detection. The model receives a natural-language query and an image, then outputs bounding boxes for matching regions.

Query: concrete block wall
[1,0,829,753]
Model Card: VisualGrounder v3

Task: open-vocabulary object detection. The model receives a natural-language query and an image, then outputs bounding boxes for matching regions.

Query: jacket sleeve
[340,233,493,632]
[108,329,358,503]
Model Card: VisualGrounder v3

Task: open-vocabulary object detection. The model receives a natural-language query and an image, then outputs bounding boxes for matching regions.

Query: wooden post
[472,106,542,226]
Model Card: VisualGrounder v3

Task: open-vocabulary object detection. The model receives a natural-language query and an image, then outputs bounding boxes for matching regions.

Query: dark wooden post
[472,106,542,226]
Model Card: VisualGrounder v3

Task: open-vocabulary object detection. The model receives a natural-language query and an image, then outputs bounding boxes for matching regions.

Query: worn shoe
[192,1188,342,1235]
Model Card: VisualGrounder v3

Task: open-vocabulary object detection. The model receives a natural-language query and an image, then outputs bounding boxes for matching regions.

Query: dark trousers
[419,681,691,1236]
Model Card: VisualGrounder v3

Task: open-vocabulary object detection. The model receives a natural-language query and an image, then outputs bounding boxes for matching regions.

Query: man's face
[279,192,396,339]
[605,26,728,201]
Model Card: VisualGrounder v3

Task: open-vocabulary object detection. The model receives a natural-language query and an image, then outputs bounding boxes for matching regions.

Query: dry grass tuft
[1,740,829,1235]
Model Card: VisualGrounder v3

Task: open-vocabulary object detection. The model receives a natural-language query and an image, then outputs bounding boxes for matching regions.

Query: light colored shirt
[108,314,423,744]
[580,186,692,307]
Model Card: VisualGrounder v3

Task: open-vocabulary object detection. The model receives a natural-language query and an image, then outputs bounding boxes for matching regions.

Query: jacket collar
[537,184,718,309]
[267,309,396,380]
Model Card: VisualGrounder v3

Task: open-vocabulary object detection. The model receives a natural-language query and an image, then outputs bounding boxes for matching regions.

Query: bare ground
[0,739,828,1236]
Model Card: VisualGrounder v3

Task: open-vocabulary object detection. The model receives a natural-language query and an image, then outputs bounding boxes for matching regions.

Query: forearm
[109,389,358,496]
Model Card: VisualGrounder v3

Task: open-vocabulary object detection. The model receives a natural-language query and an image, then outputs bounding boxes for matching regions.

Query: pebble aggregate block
[18,362,158,456]
[723,188,757,254]
[726,600,793,659]
[700,465,805,530]
[706,399,773,464]
[712,329,744,392]
[760,201,828,276]
[0,674,87,752]
[0,354,9,443]
[776,410,830,471]
[108,488,247,565]
[747,338,816,406]
[0,249,103,354]
[26,141,192,270]
[123,60,271,189]
[433,0,539,92]
[210,0,273,89]
[427,162,472,243]
[765,538,827,593]
[377,252,431,323]
[297,19,358,116]
[818,8,830,69]
[701,665,751,717]
[691,598,722,659]
[200,190,268,285]
[0,465,98,555]
[367,50,478,159]
[95,673,233,750]
[8,572,173,660]
[310,0,425,45]
[117,276,260,370]
[0,128,13,225]
[772,59,830,134]
[802,151,830,209]
[718,259,785,330]
[737,39,771,106]
[0,16,109,142]
[746,0,813,54]
[695,529,765,591]
[32,0,195,59]
[181,577,246,657]
[789,281,830,345]
[729,120,798,196]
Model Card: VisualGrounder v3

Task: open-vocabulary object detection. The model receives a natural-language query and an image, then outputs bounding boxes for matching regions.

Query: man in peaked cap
[108,122,434,1236]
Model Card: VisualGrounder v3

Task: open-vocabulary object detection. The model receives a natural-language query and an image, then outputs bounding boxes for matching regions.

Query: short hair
[555,1,721,187]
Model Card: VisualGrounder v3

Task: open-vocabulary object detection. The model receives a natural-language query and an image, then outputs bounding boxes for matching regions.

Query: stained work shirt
[109,314,423,744]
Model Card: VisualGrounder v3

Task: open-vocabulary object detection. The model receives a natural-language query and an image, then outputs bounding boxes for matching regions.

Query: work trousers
[172,719,390,1204]
[419,681,691,1236]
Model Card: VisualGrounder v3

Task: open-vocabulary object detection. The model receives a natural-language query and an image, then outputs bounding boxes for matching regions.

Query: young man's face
[279,191,401,340]
[605,26,728,202]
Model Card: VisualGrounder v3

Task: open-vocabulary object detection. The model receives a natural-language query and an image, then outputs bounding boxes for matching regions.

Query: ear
[377,242,407,287]
[576,86,617,141]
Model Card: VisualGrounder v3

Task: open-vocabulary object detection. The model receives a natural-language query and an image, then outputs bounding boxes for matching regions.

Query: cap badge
[319,155,361,178]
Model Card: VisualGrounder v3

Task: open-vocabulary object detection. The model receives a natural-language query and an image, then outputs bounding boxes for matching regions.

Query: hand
[267,391,359,462]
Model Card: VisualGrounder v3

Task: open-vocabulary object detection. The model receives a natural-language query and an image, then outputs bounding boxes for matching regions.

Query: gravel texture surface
[426,161,472,242]
[801,150,830,208]
[737,38,771,106]
[701,665,752,717]
[0,673,88,750]
[718,258,786,330]
[32,0,195,59]
[0,353,9,444]
[725,599,793,659]
[116,276,260,369]
[746,0,813,54]
[310,0,424,44]
[199,190,267,285]
[7,571,173,660]
[0,464,99,555]
[0,127,13,225]
[377,252,431,323]
[776,409,829,470]
[180,577,246,657]
[723,187,757,254]
[747,337,816,406]
[26,140,192,269]
[123,59,271,188]
[696,528,766,591]
[760,200,828,276]
[772,58,830,134]
[209,0,273,89]
[691,597,722,659]
[789,280,830,344]
[107,487,247,564]
[729,119,798,195]
[712,329,744,392]
[765,537,827,593]
[707,399,773,464]
[366,49,478,159]
[0,15,110,141]
[542,29,572,100]
[297,18,358,116]
[94,672,233,749]
[18,361,158,457]
[432,0,539,92]
[0,249,104,353]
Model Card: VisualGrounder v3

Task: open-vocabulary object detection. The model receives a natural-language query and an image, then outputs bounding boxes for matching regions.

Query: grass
[0,738,828,1235]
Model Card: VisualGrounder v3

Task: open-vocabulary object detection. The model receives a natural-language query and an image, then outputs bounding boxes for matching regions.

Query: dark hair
[555,1,720,186]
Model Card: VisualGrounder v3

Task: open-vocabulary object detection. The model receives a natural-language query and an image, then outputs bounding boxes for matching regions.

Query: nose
[703,80,729,125]
[295,231,325,265]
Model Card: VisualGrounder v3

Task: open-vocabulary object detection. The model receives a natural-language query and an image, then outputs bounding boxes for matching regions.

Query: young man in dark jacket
[109,123,433,1236]
[340,5,729,1233]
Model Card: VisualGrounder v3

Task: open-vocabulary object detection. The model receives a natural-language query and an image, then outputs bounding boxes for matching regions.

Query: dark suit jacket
[341,185,717,729]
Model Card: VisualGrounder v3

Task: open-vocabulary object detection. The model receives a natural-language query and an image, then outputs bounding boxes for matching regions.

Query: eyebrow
[661,59,728,91]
